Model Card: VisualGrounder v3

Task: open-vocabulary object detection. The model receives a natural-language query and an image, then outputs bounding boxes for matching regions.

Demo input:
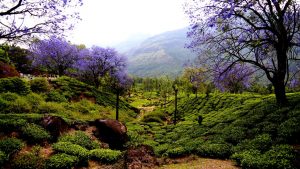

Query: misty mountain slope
[122,28,196,77]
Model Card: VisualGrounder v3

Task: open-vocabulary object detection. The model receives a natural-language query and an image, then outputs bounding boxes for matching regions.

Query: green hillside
[127,93,300,169]
[126,28,196,77]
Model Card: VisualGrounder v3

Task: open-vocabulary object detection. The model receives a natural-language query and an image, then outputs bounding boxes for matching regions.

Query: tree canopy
[185,0,300,105]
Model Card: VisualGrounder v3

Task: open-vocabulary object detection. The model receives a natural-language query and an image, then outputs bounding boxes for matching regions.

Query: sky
[69,0,189,47]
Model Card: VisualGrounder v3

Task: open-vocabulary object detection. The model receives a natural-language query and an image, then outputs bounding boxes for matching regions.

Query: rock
[40,115,68,140]
[92,119,127,149]
[126,145,158,169]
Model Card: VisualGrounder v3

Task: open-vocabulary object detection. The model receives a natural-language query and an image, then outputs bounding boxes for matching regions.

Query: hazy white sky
[69,0,189,47]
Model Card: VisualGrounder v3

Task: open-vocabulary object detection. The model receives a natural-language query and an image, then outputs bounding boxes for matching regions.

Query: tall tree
[213,63,253,93]
[185,0,300,105]
[110,71,133,121]
[76,46,126,88]
[0,0,82,42]
[29,36,80,76]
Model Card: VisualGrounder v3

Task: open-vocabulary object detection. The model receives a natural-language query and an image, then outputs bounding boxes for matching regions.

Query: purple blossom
[29,36,80,76]
[213,63,253,93]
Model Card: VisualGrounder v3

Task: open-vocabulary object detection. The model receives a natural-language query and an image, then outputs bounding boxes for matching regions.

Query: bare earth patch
[157,156,240,169]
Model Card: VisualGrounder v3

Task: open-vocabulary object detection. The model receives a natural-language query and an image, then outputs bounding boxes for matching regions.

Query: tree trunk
[174,89,178,125]
[116,92,119,120]
[273,78,288,106]
[273,42,288,106]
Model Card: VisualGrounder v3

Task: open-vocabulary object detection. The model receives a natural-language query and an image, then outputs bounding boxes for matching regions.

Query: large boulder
[40,115,68,140]
[92,119,127,149]
[126,145,158,169]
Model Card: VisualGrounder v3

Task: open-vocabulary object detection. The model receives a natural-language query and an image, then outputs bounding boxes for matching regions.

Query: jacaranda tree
[185,0,300,105]
[109,71,133,120]
[76,46,127,88]
[29,36,81,76]
[0,0,82,42]
[213,63,253,93]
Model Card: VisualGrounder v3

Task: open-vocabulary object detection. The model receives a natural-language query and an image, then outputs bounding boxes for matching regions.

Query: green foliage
[0,78,30,95]
[233,134,273,153]
[90,149,122,163]
[52,142,90,161]
[0,150,7,167]
[231,145,294,169]
[142,111,166,123]
[0,119,27,132]
[9,97,32,113]
[0,92,19,101]
[21,123,51,143]
[165,146,187,158]
[58,131,99,150]
[37,102,65,114]
[30,78,50,93]
[11,152,45,169]
[278,117,300,143]
[46,91,67,102]
[154,144,171,156]
[46,153,79,169]
[25,93,44,110]
[195,143,232,159]
[0,138,24,155]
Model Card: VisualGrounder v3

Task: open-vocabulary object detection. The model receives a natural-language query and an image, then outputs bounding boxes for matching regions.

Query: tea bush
[0,138,24,155]
[58,131,99,150]
[11,152,45,169]
[46,91,67,103]
[0,151,7,167]
[21,123,51,143]
[90,149,122,163]
[30,78,50,93]
[52,142,90,161]
[46,153,79,169]
[0,78,30,95]
[231,144,294,169]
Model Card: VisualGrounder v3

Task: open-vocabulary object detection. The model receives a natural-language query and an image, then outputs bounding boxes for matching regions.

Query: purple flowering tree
[76,46,127,88]
[185,0,300,105]
[0,0,82,42]
[110,71,133,120]
[213,63,253,93]
[29,36,80,76]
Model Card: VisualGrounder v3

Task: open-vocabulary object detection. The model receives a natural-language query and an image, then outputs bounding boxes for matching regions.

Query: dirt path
[136,106,156,121]
[157,157,240,169]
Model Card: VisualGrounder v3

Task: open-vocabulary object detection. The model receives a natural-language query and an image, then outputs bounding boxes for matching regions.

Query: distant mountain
[117,28,196,77]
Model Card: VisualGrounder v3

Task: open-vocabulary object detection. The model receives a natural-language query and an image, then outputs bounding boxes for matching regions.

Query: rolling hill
[116,28,196,77]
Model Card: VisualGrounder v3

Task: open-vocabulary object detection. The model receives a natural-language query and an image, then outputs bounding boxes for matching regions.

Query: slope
[125,28,196,77]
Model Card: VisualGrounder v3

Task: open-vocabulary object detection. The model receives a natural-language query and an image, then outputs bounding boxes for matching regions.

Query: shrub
[231,145,294,169]
[0,138,24,155]
[25,93,44,110]
[90,149,122,163]
[0,119,27,132]
[165,146,187,158]
[37,102,65,114]
[46,153,79,169]
[46,91,67,102]
[58,131,99,150]
[196,143,232,158]
[222,126,247,144]
[278,118,300,143]
[9,97,32,113]
[52,142,90,161]
[11,152,45,169]
[154,144,171,156]
[0,92,19,101]
[21,123,51,143]
[0,97,9,112]
[0,151,7,167]
[233,134,272,153]
[30,78,50,93]
[0,78,30,95]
